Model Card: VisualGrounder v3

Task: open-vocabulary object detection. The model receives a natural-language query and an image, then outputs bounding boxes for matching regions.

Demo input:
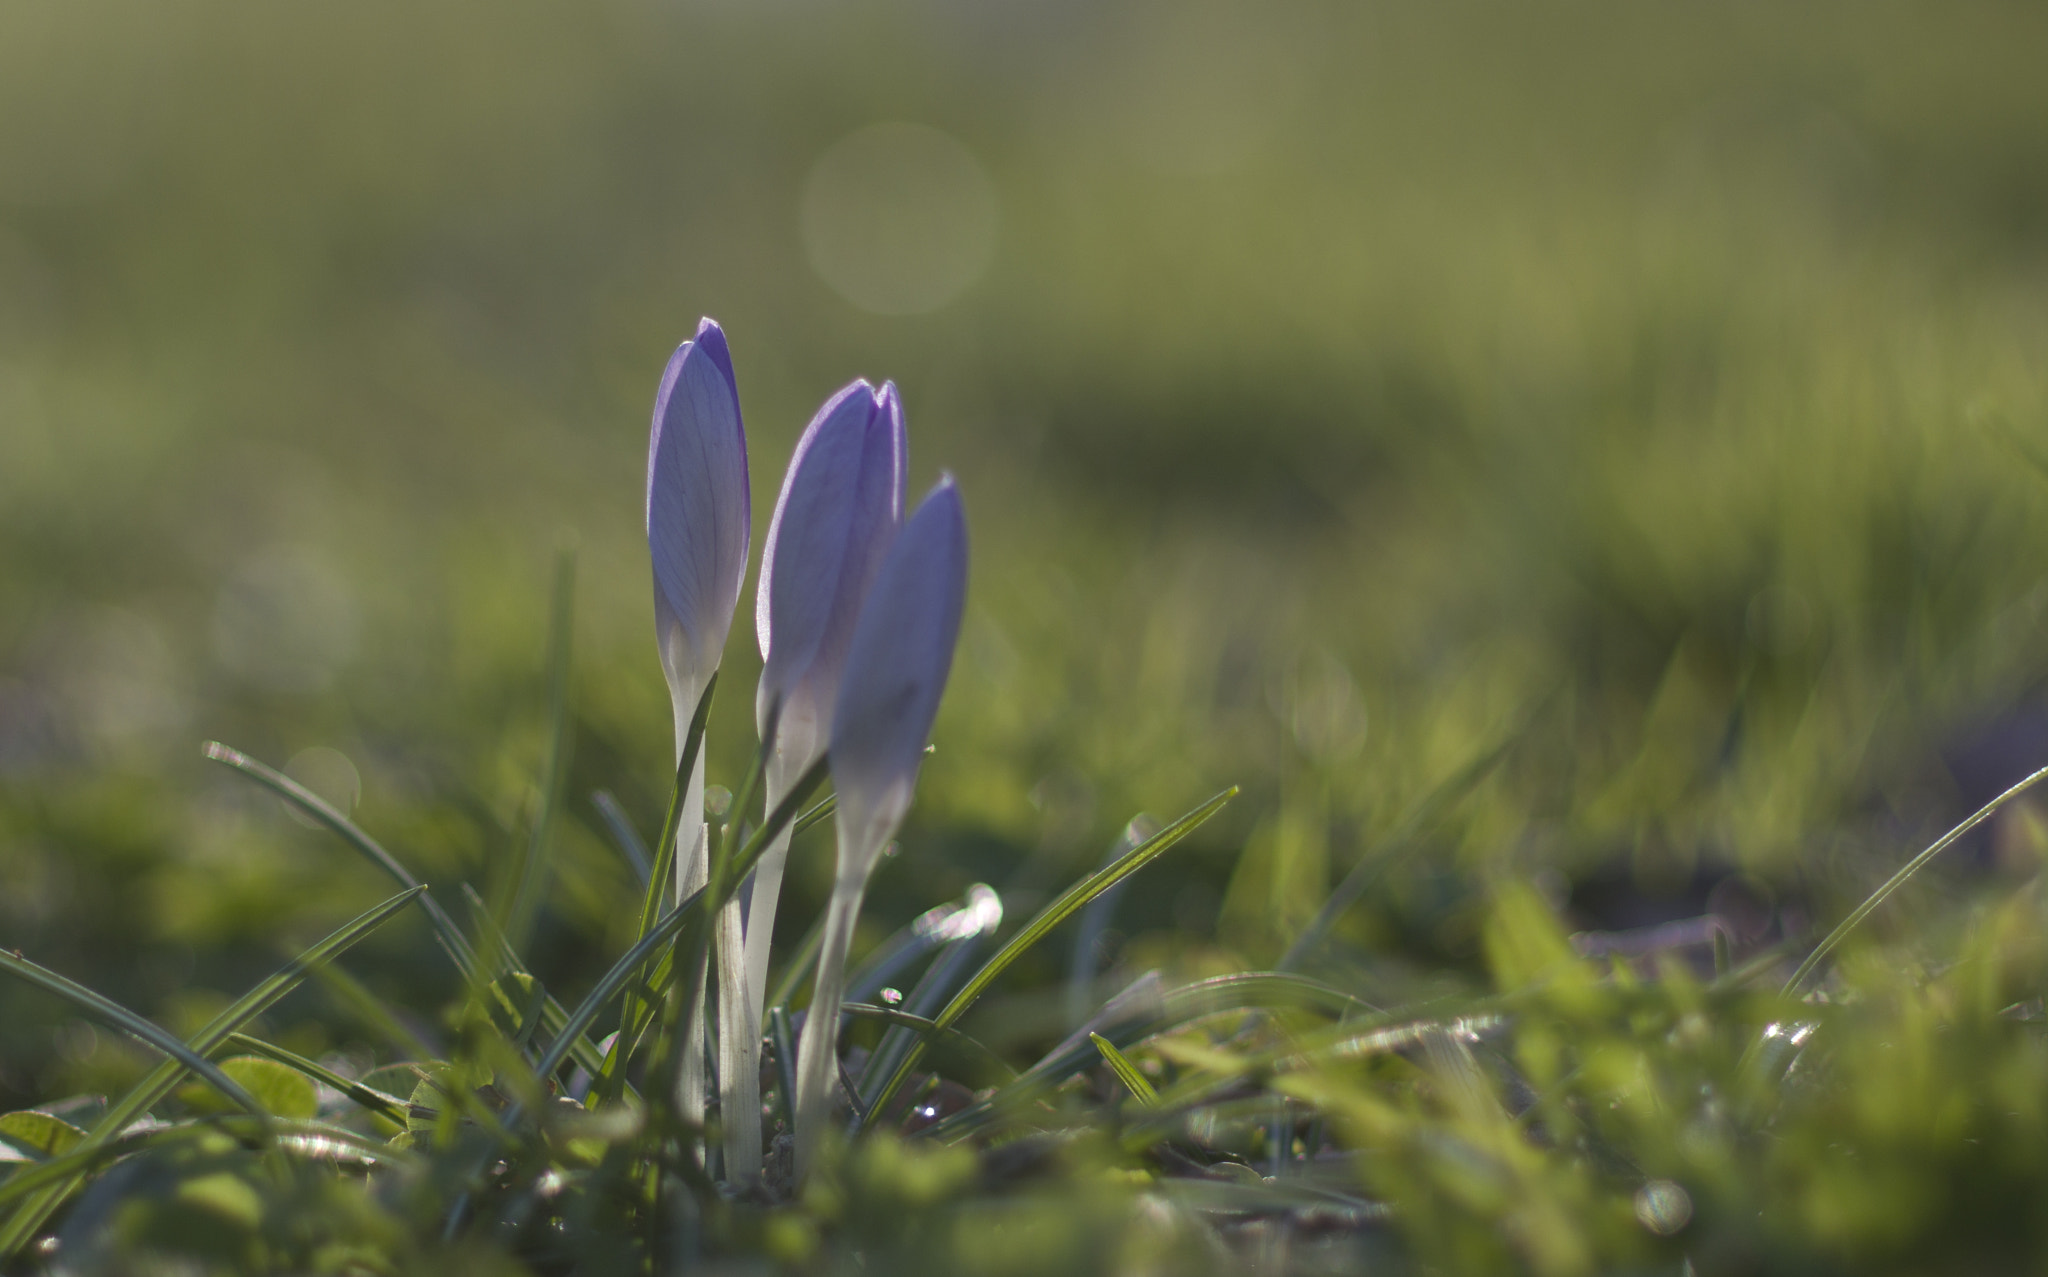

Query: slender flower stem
[725,748,802,1183]
[793,878,868,1180]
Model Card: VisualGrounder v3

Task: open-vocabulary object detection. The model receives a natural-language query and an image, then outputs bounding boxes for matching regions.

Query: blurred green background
[5,0,2048,1107]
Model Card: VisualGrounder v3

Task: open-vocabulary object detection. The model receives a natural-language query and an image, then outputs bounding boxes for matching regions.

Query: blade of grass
[592,790,653,887]
[1783,764,2048,994]
[792,792,836,839]
[203,742,481,982]
[456,884,606,1080]
[1090,1033,1158,1106]
[765,907,828,1014]
[505,545,577,959]
[861,785,1237,1130]
[0,885,423,1259]
[0,953,267,1121]
[609,676,717,1094]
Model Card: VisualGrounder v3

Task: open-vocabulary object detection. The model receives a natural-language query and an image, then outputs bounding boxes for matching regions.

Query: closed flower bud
[647,318,751,755]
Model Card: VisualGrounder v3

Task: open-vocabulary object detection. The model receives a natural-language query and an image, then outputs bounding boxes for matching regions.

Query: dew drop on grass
[1634,1179,1693,1236]
[704,785,732,820]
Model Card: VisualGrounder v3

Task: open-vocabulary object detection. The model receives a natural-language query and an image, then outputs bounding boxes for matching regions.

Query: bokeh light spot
[800,123,997,316]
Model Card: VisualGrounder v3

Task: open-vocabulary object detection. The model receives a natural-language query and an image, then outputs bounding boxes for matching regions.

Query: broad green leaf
[218,1057,319,1121]
[224,1034,408,1127]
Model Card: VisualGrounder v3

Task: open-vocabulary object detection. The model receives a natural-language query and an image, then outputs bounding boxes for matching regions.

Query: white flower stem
[792,877,866,1181]
[722,751,801,1185]
[674,819,709,1161]
[715,889,759,1181]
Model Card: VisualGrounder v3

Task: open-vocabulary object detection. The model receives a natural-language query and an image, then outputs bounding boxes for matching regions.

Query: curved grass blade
[608,676,717,1094]
[1784,763,2048,994]
[766,908,828,1014]
[793,791,836,839]
[592,790,653,887]
[0,885,423,1259]
[203,742,481,981]
[223,1034,409,1129]
[0,953,266,1122]
[0,1117,420,1211]
[837,1003,1015,1084]
[505,545,576,958]
[1090,1033,1158,1106]
[929,970,1379,1140]
[533,889,700,1084]
[862,786,1237,1129]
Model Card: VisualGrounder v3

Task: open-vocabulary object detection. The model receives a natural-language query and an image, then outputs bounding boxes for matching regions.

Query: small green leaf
[1090,1034,1158,1106]
[0,1113,84,1160]
[219,1057,318,1120]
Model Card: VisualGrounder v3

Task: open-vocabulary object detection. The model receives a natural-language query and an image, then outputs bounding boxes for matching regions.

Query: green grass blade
[1783,764,2048,994]
[793,791,836,838]
[611,676,717,1091]
[203,741,481,982]
[837,1003,1015,1083]
[592,790,653,887]
[0,885,423,1259]
[505,544,577,958]
[1280,701,1548,972]
[765,907,829,1014]
[861,786,1237,1129]
[0,953,266,1121]
[457,884,607,1080]
[1090,1033,1158,1106]
[533,888,701,1084]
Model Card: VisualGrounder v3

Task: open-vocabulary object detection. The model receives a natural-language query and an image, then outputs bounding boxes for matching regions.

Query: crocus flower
[646,317,750,1152]
[648,317,751,766]
[721,380,906,1179]
[793,477,967,1177]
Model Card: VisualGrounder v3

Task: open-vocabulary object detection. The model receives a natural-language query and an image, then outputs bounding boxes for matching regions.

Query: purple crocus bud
[728,380,906,1181]
[647,318,752,756]
[827,476,967,871]
[794,476,966,1177]
[754,379,908,772]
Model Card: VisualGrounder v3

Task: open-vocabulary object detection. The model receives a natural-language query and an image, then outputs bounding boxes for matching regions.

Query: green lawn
[4,2,2048,1271]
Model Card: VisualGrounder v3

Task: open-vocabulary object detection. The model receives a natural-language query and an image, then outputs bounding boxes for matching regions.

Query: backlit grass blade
[861,785,1237,1129]
[592,790,653,887]
[504,545,576,958]
[1090,1033,1158,1106]
[609,677,717,1091]
[836,1003,1014,1084]
[792,791,836,838]
[533,887,700,1084]
[0,885,422,1259]
[1784,763,2048,994]
[203,741,481,981]
[930,970,1378,1139]
[456,884,607,1080]
[765,908,829,1013]
[0,952,266,1121]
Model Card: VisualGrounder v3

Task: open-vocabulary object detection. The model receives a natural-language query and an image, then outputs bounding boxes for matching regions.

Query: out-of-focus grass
[5,4,2048,1264]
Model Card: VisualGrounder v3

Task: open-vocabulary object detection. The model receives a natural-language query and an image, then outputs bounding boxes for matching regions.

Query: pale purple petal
[828,477,967,861]
[755,380,907,748]
[647,318,751,693]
